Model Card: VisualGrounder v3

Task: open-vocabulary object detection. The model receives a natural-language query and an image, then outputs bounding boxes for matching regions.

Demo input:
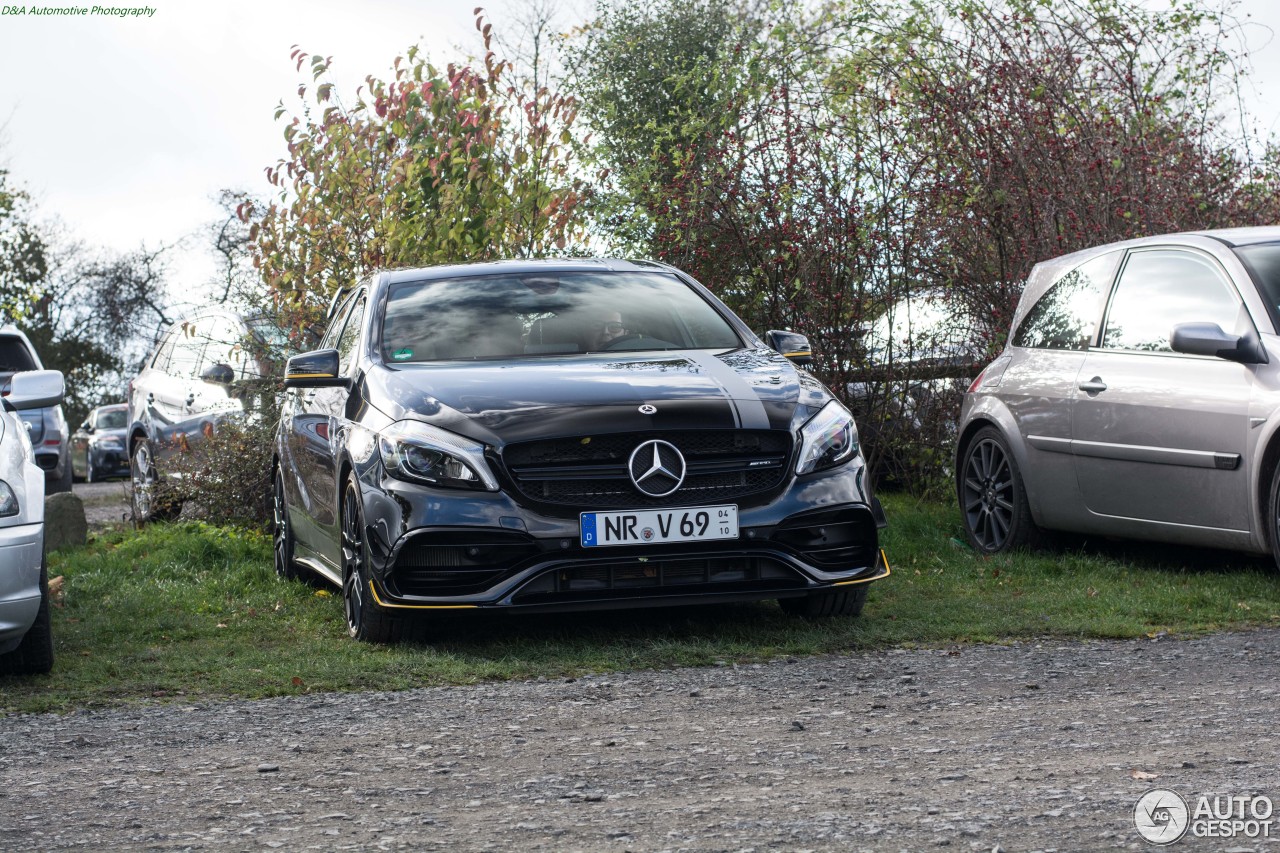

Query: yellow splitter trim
[832,549,891,586]
[288,372,338,380]
[369,581,478,610]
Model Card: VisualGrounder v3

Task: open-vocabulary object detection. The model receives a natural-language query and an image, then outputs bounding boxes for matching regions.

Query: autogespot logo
[1134,790,1190,845]
[1134,790,1275,844]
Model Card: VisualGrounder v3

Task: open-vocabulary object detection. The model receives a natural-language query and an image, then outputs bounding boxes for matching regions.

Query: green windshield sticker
[392,348,414,360]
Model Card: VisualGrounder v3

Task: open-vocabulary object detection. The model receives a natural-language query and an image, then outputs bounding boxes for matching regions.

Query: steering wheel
[602,333,644,350]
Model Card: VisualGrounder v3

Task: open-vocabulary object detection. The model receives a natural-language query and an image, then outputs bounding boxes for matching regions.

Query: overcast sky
[1,0,1279,313]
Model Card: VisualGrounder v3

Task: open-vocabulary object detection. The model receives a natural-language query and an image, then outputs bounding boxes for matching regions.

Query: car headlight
[377,421,498,491]
[0,481,19,517]
[91,436,125,451]
[796,400,859,475]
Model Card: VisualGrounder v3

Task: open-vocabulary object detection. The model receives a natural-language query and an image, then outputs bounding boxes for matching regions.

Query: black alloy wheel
[341,474,397,643]
[272,468,300,581]
[959,426,1040,553]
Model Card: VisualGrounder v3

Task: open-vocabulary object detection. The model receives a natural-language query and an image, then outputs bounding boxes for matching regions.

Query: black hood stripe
[685,351,771,430]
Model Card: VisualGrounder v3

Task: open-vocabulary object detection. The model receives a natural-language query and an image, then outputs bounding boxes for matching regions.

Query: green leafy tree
[245,10,590,322]
[0,168,47,322]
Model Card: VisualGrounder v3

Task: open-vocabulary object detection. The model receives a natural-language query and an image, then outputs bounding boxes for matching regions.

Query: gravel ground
[70,479,133,530]
[3,630,1279,851]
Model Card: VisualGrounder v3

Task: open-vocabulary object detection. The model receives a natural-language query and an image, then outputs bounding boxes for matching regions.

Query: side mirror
[764,330,813,367]
[283,349,348,388]
[79,420,92,433]
[200,362,236,385]
[1170,323,1267,365]
[4,370,65,411]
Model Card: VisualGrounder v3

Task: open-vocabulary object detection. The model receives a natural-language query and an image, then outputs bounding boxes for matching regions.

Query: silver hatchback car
[957,226,1280,566]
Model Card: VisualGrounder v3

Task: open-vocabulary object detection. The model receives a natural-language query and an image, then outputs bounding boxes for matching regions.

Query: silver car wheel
[131,440,155,520]
[960,429,1033,552]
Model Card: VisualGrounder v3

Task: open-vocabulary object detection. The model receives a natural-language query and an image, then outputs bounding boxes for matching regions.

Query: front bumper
[0,522,44,650]
[356,460,887,614]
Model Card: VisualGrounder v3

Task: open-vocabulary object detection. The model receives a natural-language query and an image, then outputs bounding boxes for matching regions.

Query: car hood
[362,348,832,445]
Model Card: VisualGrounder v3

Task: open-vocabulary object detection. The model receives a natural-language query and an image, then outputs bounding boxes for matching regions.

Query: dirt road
[3,629,1278,851]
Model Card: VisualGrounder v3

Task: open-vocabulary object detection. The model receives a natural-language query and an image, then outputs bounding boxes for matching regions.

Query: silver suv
[0,326,71,494]
[957,227,1280,565]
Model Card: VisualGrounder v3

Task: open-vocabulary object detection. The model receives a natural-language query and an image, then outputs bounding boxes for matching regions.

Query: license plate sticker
[581,505,739,547]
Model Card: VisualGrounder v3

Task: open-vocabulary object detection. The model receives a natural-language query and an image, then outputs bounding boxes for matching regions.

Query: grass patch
[4,494,1279,713]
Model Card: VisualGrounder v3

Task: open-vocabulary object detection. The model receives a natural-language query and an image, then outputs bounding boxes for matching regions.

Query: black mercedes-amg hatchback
[273,259,888,641]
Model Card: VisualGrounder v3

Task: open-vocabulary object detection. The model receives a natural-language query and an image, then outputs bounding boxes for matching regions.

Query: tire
[0,555,54,676]
[272,467,301,581]
[341,473,405,643]
[130,438,180,524]
[1266,463,1280,573]
[779,584,869,618]
[958,425,1041,553]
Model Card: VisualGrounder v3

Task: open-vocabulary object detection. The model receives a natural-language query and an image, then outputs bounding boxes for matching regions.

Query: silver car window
[1101,249,1247,353]
[1014,251,1120,350]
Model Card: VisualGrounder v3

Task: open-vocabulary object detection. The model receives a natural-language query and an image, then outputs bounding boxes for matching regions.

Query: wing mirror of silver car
[1170,322,1268,364]
[3,369,65,411]
[764,329,813,367]
[283,349,351,389]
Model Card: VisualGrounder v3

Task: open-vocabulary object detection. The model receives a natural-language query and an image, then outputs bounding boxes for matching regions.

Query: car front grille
[501,430,792,510]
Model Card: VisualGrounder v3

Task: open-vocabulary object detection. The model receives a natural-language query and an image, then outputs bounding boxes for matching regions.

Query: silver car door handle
[1078,377,1107,395]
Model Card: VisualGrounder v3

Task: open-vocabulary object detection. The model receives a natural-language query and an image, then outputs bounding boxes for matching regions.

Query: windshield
[95,408,127,429]
[1233,243,1280,327]
[381,271,742,362]
[0,337,38,373]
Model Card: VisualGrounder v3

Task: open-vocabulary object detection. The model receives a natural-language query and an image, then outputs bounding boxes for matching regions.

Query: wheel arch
[955,396,1043,525]
[1254,422,1280,552]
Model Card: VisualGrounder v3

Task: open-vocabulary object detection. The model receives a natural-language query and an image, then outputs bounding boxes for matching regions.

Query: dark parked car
[127,308,285,521]
[273,259,889,642]
[0,325,71,493]
[957,226,1280,565]
[71,404,129,482]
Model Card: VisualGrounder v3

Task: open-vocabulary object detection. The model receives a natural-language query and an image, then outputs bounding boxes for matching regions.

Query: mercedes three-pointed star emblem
[627,439,686,497]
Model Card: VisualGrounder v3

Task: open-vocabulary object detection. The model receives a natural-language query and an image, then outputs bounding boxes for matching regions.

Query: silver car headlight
[91,435,125,451]
[796,400,859,475]
[377,420,498,491]
[0,481,19,517]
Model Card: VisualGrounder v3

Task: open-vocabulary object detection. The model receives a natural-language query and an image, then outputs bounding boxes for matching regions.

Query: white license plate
[581,505,739,547]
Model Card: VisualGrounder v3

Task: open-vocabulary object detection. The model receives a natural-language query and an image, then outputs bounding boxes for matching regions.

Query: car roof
[377,258,675,285]
[1013,227,1280,335]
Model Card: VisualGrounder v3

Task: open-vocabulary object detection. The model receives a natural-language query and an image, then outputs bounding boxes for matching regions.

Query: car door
[287,292,365,557]
[1001,251,1120,531]
[1071,246,1256,533]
